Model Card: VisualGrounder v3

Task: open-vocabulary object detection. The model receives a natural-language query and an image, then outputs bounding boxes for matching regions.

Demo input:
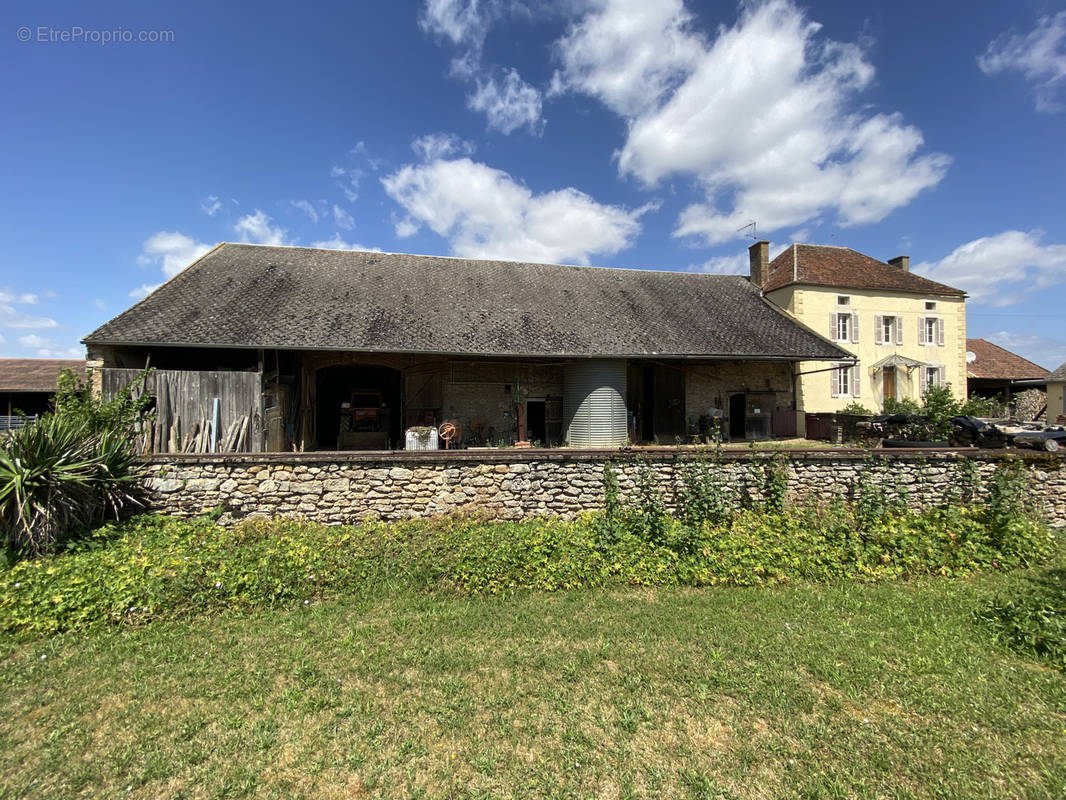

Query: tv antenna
[737,220,757,240]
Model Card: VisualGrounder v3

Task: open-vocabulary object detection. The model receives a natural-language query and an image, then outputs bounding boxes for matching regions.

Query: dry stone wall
[142,450,1066,528]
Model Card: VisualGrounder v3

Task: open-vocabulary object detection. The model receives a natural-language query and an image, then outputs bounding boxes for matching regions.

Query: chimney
[888,255,910,273]
[748,240,770,288]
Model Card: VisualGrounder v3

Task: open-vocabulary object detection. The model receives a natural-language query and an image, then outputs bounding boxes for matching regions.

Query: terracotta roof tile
[762,244,965,296]
[965,339,1049,380]
[0,359,85,393]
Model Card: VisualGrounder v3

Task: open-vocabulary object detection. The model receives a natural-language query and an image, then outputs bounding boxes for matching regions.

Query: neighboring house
[965,337,1048,401]
[752,241,967,413]
[1048,362,1066,425]
[0,358,86,428]
[84,243,851,452]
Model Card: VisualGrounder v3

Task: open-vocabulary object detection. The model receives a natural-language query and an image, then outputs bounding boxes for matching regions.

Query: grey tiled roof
[85,244,850,360]
[1049,362,1066,382]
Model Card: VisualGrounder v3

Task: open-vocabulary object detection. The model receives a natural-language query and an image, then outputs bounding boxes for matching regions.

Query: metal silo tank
[564,359,628,447]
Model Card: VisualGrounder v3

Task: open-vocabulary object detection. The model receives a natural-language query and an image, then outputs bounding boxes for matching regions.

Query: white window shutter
[918,317,927,345]
[895,317,903,346]
[831,313,838,340]
[937,318,945,346]
[874,315,883,345]
[852,366,861,397]
[830,367,839,398]
[938,365,946,387]
[850,313,859,344]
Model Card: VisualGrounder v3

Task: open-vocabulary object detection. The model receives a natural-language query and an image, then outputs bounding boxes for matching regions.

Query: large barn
[84,243,851,452]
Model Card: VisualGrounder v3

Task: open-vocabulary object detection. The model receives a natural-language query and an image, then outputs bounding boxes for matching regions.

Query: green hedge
[1,502,1057,636]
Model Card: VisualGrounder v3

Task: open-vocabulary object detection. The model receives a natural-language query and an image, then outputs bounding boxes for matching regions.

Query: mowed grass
[1,572,1064,800]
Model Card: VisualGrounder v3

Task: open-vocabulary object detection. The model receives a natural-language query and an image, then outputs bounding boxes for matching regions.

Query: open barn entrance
[316,365,402,450]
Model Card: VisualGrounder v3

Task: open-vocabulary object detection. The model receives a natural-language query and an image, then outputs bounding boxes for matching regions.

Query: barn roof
[965,338,1049,381]
[85,243,851,361]
[0,359,85,393]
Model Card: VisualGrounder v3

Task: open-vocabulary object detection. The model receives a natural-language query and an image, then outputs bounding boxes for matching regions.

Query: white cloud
[16,335,81,357]
[0,333,5,344]
[984,331,1066,372]
[331,165,363,201]
[395,217,420,238]
[978,11,1066,112]
[233,210,288,246]
[381,157,646,264]
[552,0,703,118]
[93,299,107,311]
[419,0,498,50]
[420,0,544,135]
[468,68,544,134]
[309,235,380,252]
[18,334,49,349]
[201,195,222,216]
[688,252,749,275]
[291,199,319,224]
[332,204,355,230]
[914,230,1066,305]
[138,231,213,278]
[129,283,161,300]
[0,290,58,329]
[412,132,476,162]
[554,0,949,244]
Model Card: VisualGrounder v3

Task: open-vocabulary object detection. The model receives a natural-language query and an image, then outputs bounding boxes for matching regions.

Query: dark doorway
[526,400,546,445]
[316,365,402,450]
[653,367,685,443]
[641,365,655,442]
[639,365,687,443]
[729,393,746,440]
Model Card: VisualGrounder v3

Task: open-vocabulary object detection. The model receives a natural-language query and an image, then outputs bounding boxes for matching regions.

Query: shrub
[0,369,151,556]
[839,401,872,416]
[1,498,1057,636]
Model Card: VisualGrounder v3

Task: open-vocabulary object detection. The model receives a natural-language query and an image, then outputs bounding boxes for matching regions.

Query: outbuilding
[84,244,852,452]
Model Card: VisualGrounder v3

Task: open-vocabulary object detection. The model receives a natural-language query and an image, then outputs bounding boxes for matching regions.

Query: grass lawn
[1,573,1064,799]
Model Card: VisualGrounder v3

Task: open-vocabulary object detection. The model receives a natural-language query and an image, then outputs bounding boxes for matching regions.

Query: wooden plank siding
[101,368,263,453]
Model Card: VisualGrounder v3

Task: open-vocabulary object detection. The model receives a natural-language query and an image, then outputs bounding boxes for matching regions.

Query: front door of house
[883,367,896,403]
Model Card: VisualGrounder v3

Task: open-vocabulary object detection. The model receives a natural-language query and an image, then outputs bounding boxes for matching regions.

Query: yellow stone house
[749,241,968,413]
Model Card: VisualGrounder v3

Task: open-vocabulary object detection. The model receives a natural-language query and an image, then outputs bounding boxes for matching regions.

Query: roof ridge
[215,242,746,279]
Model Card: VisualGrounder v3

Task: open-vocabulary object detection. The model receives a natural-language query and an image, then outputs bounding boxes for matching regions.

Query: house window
[837,295,851,306]
[836,313,850,341]
[925,301,937,311]
[838,366,852,396]
[882,316,895,343]
[831,363,860,398]
[919,316,944,346]
[924,366,944,391]
[832,312,857,343]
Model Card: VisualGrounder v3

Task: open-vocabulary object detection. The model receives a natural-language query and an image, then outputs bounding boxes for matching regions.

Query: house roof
[1049,362,1066,382]
[965,338,1049,381]
[84,243,851,361]
[0,359,85,393]
[762,244,966,296]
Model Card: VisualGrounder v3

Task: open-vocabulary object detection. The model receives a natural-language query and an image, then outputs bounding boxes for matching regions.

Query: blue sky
[2,0,1065,369]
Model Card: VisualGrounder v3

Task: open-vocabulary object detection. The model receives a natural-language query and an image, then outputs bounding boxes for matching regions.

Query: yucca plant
[0,370,150,556]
